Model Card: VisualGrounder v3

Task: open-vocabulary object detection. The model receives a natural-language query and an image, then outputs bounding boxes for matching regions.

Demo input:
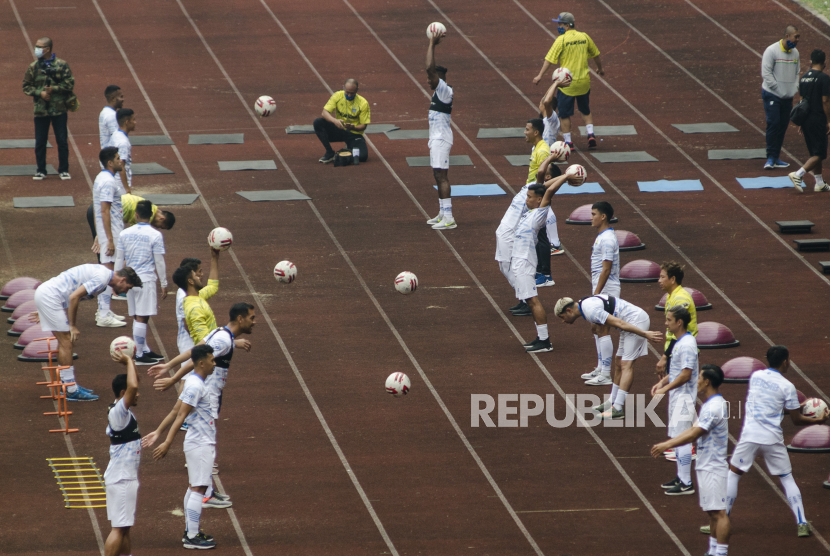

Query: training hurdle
[47,457,106,508]
[34,337,79,434]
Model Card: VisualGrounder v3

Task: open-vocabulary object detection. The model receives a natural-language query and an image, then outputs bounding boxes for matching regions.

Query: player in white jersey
[652,365,732,556]
[110,109,135,193]
[93,147,128,328]
[424,34,457,231]
[34,264,140,401]
[99,85,123,151]
[146,344,218,549]
[115,200,168,365]
[539,75,568,147]
[555,294,661,420]
[650,306,699,495]
[104,351,141,556]
[583,201,620,387]
[727,345,828,538]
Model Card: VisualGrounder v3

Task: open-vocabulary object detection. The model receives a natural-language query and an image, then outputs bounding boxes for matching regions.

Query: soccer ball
[426,22,446,39]
[274,260,297,284]
[802,398,828,417]
[553,67,573,84]
[394,271,418,294]
[110,336,136,360]
[208,227,233,251]
[255,96,276,117]
[550,141,571,163]
[385,372,411,397]
[565,164,587,186]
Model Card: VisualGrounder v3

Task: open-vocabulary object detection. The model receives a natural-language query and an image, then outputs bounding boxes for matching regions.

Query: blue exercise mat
[637,179,704,192]
[432,184,506,196]
[736,176,793,189]
[556,182,605,195]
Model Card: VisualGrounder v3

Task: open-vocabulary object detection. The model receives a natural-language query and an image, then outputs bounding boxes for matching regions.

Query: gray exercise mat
[132,163,174,175]
[285,125,315,134]
[578,125,637,136]
[188,134,244,145]
[218,160,277,171]
[505,155,529,166]
[0,164,57,176]
[407,155,473,167]
[14,196,74,208]
[142,194,200,206]
[385,129,430,140]
[237,190,311,202]
[0,140,51,149]
[365,124,400,134]
[477,128,525,139]
[130,135,174,146]
[591,151,658,163]
[672,123,738,134]
[708,149,766,160]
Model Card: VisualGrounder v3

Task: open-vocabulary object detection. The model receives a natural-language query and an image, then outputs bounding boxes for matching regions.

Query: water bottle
[352,148,360,165]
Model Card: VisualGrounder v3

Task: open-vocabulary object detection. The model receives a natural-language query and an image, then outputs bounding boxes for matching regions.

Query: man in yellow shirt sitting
[533,12,604,151]
[313,78,370,164]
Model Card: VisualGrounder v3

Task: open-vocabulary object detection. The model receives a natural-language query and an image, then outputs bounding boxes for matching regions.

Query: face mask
[557,26,567,35]
[344,92,356,101]
[786,40,797,50]
[34,47,44,58]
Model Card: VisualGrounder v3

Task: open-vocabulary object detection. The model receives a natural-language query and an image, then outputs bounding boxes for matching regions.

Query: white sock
[779,472,807,524]
[598,336,613,375]
[610,383,619,406]
[613,388,627,411]
[796,167,806,178]
[204,483,214,500]
[98,286,112,314]
[60,366,77,393]
[443,198,453,220]
[709,536,717,555]
[676,443,693,485]
[815,173,825,186]
[726,470,741,515]
[716,543,728,556]
[563,132,572,143]
[536,323,549,341]
[185,488,203,538]
[438,198,446,216]
[594,334,602,370]
[133,322,147,357]
[586,124,594,135]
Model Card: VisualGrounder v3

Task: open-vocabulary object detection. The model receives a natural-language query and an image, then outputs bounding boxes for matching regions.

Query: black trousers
[313,117,368,162]
[87,204,100,263]
[35,112,69,173]
[536,228,551,275]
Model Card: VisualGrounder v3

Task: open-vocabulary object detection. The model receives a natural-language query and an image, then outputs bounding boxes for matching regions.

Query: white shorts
[98,236,117,265]
[730,439,792,475]
[615,313,650,361]
[106,479,139,527]
[696,470,727,512]
[184,445,216,487]
[127,279,157,317]
[34,286,69,333]
[591,278,620,298]
[511,258,537,301]
[668,392,696,438]
[495,234,514,263]
[429,139,452,170]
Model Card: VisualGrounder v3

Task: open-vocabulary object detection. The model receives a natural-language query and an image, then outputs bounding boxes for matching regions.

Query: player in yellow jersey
[172,254,220,345]
[313,79,371,164]
[656,261,698,379]
[121,194,175,229]
[523,119,557,289]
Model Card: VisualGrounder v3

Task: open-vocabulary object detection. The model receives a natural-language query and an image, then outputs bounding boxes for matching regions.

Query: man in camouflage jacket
[22,37,75,180]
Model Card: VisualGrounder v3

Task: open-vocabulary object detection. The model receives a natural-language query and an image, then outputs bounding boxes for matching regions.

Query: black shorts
[803,116,828,159]
[557,90,590,119]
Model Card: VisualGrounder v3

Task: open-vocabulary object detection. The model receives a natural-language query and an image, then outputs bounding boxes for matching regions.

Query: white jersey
[428,79,453,145]
[93,170,126,241]
[740,369,800,445]
[695,394,730,477]
[117,223,164,282]
[591,228,620,291]
[110,130,132,188]
[543,112,561,146]
[104,398,141,483]
[176,289,193,354]
[42,264,112,302]
[204,327,234,390]
[99,106,118,149]
[180,373,216,450]
[510,207,547,266]
[579,294,646,326]
[668,332,699,402]
[496,184,530,239]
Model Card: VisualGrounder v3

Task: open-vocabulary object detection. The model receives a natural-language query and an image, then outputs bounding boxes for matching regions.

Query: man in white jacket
[761,26,800,170]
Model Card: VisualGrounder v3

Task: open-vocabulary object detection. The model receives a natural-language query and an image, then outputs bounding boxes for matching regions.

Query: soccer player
[110,109,135,194]
[656,261,697,379]
[115,200,168,365]
[148,344,218,549]
[539,75,568,259]
[726,345,829,538]
[582,201,620,386]
[175,254,218,356]
[121,194,175,229]
[33,264,140,401]
[522,119,555,288]
[554,295,661,419]
[176,251,221,347]
[99,85,123,151]
[425,33,456,230]
[104,351,141,556]
[93,147,128,328]
[651,365,731,556]
[650,306,699,495]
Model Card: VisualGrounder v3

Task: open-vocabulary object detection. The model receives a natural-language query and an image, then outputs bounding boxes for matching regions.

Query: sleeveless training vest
[107,403,141,445]
[429,87,452,115]
[207,327,235,369]
[578,295,617,317]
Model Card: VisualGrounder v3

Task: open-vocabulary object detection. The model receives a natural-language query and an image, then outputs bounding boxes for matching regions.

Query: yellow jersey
[527,140,551,184]
[544,29,600,97]
[665,285,698,351]
[121,194,158,227]
[323,91,371,135]
[183,279,219,344]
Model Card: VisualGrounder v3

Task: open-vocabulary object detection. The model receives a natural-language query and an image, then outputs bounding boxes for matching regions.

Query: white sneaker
[111,293,128,301]
[432,218,457,230]
[815,183,830,192]
[96,313,127,328]
[790,172,804,193]
[585,374,613,386]
[96,310,126,322]
[426,213,443,225]
[580,366,601,380]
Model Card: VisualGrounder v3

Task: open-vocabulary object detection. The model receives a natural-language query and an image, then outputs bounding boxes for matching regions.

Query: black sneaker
[33,172,46,181]
[183,531,216,549]
[587,133,597,149]
[509,301,526,312]
[511,302,533,317]
[665,481,695,496]
[144,350,165,361]
[525,338,552,353]
[183,530,214,543]
[318,153,335,164]
[661,477,681,490]
[135,354,158,366]
[523,337,538,348]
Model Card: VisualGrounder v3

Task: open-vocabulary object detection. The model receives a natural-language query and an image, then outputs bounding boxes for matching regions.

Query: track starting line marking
[47,457,106,509]
[515,507,639,513]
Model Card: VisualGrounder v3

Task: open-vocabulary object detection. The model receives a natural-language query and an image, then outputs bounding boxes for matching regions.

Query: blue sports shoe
[535,273,555,287]
[77,385,95,395]
[66,388,98,402]
[764,158,774,170]
[773,159,790,168]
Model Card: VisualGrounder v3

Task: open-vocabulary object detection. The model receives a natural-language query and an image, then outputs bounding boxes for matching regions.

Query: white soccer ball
[207,227,233,251]
[255,95,276,117]
[394,271,418,294]
[274,260,297,284]
[565,164,587,186]
[553,66,573,84]
[110,336,136,361]
[426,22,447,39]
[550,141,571,162]
[802,397,828,417]
[385,372,411,397]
